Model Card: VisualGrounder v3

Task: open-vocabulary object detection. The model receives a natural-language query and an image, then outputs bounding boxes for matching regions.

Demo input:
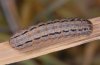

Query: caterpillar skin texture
[9,18,93,52]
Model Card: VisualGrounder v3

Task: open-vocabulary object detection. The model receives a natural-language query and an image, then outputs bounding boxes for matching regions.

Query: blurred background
[0,0,100,65]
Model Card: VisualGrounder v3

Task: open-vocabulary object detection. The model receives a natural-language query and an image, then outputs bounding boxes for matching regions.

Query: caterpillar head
[9,30,33,50]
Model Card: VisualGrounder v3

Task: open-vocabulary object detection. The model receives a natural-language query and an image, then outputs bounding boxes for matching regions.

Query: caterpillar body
[9,18,93,52]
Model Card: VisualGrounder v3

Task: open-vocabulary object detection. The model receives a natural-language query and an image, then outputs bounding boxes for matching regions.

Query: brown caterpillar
[9,18,93,52]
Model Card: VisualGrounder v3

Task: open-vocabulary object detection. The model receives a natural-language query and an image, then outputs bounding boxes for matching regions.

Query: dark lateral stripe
[78,29,83,31]
[11,31,28,39]
[61,19,67,22]
[29,27,37,31]
[38,24,45,27]
[34,37,41,40]
[55,32,61,34]
[49,33,55,35]
[70,18,75,21]
[84,28,88,30]
[25,40,32,43]
[63,30,69,32]
[70,29,77,32]
[46,22,54,25]
[53,21,59,23]
[41,35,48,37]
[17,44,23,47]
[12,35,20,39]
[21,31,28,35]
[16,40,32,47]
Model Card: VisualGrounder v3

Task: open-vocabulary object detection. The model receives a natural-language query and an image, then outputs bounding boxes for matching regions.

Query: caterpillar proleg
[9,18,93,52]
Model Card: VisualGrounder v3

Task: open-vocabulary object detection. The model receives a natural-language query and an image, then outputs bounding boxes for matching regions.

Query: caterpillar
[9,18,93,52]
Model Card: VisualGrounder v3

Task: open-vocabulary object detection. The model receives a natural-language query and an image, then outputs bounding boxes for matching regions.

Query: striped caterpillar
[9,18,93,52]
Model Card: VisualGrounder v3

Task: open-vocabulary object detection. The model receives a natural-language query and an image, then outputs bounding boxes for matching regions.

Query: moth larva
[9,18,93,52]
